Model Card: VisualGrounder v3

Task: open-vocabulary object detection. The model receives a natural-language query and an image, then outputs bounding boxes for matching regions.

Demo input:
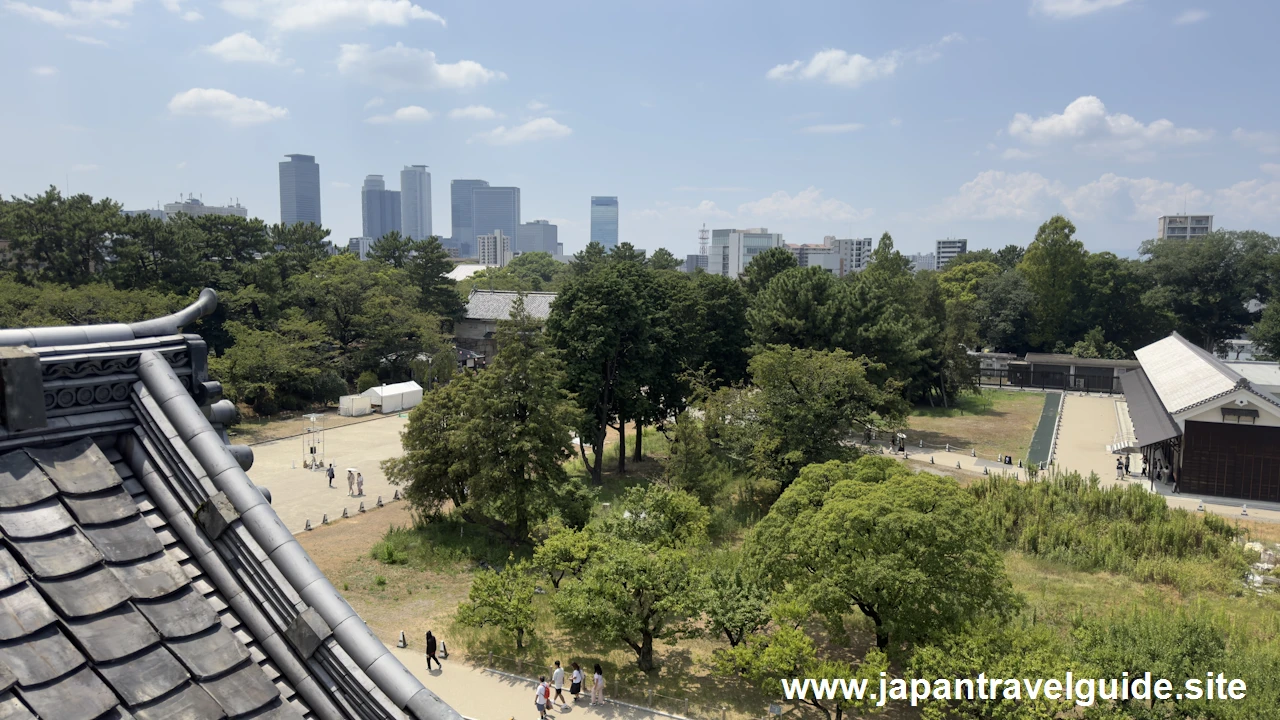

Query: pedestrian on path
[535,677,549,719]
[347,469,355,496]
[425,631,441,670]
[1115,457,1124,480]
[591,664,605,706]
[1124,455,1130,477]
[356,472,364,496]
[569,663,583,703]
[552,661,568,711]
[326,463,335,488]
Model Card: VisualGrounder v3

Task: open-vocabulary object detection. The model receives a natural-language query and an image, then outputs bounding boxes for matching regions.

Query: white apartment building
[710,228,785,277]
[128,196,249,220]
[906,252,936,273]
[935,238,968,269]
[1157,214,1213,239]
[788,236,875,276]
[477,230,513,268]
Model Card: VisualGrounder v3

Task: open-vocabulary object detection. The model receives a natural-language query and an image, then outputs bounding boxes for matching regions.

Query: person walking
[535,676,549,719]
[551,661,568,711]
[347,469,355,496]
[326,463,335,488]
[1115,457,1124,480]
[1123,455,1131,477]
[590,664,605,706]
[425,631,441,670]
[569,663,584,704]
[356,472,364,497]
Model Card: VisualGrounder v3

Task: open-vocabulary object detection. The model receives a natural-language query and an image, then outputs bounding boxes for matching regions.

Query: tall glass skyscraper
[517,220,558,255]
[590,196,619,248]
[450,179,489,256]
[471,186,521,258]
[361,175,401,241]
[279,154,321,226]
[400,165,432,240]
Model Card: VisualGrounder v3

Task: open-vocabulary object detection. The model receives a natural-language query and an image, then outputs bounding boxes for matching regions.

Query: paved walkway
[1052,393,1280,524]
[245,414,410,533]
[389,647,663,720]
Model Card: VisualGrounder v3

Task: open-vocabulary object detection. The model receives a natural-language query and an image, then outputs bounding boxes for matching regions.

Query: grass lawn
[905,389,1046,461]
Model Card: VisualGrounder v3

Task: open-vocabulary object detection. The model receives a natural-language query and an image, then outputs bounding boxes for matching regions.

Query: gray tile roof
[0,291,460,720]
[462,290,556,322]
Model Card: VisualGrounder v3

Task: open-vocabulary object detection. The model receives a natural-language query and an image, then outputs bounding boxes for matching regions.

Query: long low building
[1121,332,1280,502]
[456,290,556,359]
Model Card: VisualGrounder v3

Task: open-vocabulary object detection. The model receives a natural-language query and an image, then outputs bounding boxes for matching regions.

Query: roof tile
[0,625,84,685]
[97,645,190,706]
[167,624,251,679]
[0,454,56,510]
[110,553,189,600]
[25,439,122,495]
[8,528,103,578]
[15,665,119,720]
[0,500,74,540]
[131,681,227,720]
[35,565,131,618]
[63,604,161,663]
[134,586,218,639]
[199,660,280,716]
[82,515,164,563]
[0,586,57,642]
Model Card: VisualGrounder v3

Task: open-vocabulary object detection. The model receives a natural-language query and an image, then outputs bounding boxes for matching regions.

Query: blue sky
[3,0,1280,258]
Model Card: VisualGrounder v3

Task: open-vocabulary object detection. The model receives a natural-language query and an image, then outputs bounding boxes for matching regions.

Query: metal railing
[977,368,1122,394]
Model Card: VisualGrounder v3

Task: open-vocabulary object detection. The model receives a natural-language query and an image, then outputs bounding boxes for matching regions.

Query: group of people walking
[325,463,364,497]
[536,661,606,717]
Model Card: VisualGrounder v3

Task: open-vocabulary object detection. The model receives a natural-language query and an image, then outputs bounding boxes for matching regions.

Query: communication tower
[698,224,709,256]
[302,413,325,470]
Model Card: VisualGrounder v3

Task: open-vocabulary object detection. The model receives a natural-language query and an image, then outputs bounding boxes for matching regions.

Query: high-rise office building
[450,179,490,256]
[361,175,401,241]
[517,220,558,255]
[590,196,619,248]
[935,238,968,269]
[471,186,521,256]
[1157,214,1213,239]
[401,165,432,240]
[710,228,785,277]
[684,254,709,273]
[477,230,513,268]
[279,154,321,226]
[348,237,373,260]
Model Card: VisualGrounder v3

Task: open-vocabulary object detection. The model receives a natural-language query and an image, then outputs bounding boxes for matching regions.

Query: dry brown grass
[905,390,1046,460]
[229,408,397,445]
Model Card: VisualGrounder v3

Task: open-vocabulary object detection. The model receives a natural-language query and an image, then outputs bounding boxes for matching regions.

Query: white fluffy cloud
[160,0,200,20]
[471,117,571,145]
[935,169,1280,224]
[801,123,864,134]
[220,0,442,32]
[766,34,961,88]
[1173,9,1208,24]
[204,33,285,64]
[1233,128,1280,155]
[337,43,505,91]
[1006,96,1211,159]
[66,33,107,45]
[737,187,872,222]
[167,88,288,126]
[366,105,433,124]
[449,105,499,120]
[1030,0,1131,19]
[31,65,58,76]
[4,0,138,28]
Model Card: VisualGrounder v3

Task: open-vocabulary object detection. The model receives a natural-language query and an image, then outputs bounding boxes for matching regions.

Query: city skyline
[4,2,1280,257]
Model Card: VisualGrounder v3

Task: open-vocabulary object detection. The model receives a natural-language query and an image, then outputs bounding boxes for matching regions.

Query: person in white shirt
[591,664,605,705]
[569,663,584,703]
[535,677,549,719]
[551,661,568,710]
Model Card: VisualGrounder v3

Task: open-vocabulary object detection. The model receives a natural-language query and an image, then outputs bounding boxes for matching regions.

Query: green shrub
[356,371,380,393]
[371,540,409,565]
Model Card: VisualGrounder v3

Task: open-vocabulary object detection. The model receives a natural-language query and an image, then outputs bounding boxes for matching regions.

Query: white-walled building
[477,230,513,268]
[1158,214,1213,239]
[787,236,874,276]
[906,252,936,273]
[711,228,785,277]
[935,238,968,269]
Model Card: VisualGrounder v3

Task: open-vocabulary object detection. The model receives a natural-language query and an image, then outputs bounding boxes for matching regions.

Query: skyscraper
[477,230,512,268]
[935,238,968,269]
[471,186,521,256]
[450,179,489,256]
[361,175,401,241]
[590,196,619,248]
[516,220,558,255]
[279,154,321,226]
[401,165,432,240]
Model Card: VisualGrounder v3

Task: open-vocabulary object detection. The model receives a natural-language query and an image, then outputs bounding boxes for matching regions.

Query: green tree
[456,560,537,650]
[370,232,466,319]
[1253,302,1280,360]
[747,468,1018,649]
[553,538,703,670]
[356,370,380,393]
[1020,215,1088,349]
[1140,231,1271,352]
[704,565,771,647]
[974,269,1036,353]
[647,248,682,271]
[692,271,750,385]
[382,374,477,513]
[209,310,341,415]
[1070,326,1127,360]
[742,247,798,296]
[748,345,906,489]
[1083,251,1167,353]
[532,522,598,589]
[1,187,122,286]
[0,281,183,328]
[504,251,567,290]
[547,261,651,483]
[461,298,584,541]
[748,266,851,351]
[598,484,709,550]
[665,412,721,505]
[994,244,1026,271]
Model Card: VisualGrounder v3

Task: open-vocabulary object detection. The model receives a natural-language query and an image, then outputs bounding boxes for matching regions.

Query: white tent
[339,394,372,417]
[361,381,424,414]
